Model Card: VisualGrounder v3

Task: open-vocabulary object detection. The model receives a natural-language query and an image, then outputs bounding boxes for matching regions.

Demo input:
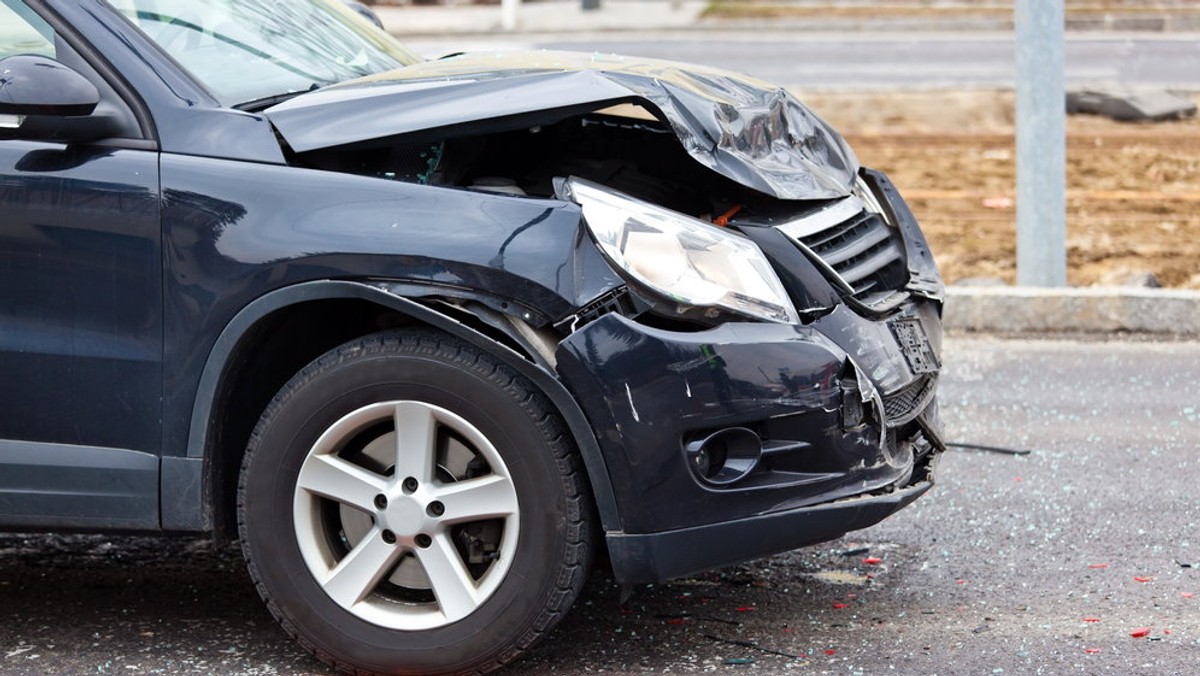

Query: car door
[0,0,163,529]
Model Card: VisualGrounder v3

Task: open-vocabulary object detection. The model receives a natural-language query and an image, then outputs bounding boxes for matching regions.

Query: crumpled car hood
[265,50,859,200]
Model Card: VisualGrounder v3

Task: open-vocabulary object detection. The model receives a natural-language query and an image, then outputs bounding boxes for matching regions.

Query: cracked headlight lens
[564,177,799,324]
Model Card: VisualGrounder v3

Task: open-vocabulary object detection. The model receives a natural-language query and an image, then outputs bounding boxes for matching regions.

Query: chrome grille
[776,196,908,305]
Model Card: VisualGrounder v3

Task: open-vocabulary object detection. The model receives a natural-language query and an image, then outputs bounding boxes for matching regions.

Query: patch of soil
[801,89,1200,288]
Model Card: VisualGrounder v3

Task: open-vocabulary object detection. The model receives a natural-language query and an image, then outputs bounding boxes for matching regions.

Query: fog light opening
[685,427,762,486]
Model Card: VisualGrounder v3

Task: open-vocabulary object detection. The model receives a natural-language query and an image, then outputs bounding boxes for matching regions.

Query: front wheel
[238,330,593,675]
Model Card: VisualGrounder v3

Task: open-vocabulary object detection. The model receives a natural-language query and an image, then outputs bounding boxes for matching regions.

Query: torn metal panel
[265,51,859,200]
[1067,88,1197,122]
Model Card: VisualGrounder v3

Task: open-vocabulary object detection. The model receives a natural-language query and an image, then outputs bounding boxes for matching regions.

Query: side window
[0,1,54,58]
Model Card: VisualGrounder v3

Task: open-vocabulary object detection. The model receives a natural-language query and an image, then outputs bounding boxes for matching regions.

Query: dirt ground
[799,89,1200,288]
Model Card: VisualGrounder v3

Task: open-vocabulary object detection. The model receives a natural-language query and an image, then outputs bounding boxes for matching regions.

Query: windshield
[110,0,421,106]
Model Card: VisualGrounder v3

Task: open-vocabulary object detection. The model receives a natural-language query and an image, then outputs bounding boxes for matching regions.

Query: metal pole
[1015,0,1066,287]
[500,0,519,31]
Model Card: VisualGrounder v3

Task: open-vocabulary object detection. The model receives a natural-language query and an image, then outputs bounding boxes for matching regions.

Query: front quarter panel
[159,155,622,456]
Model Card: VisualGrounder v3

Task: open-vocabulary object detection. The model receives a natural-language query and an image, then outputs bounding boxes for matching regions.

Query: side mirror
[0,54,99,117]
[0,55,119,142]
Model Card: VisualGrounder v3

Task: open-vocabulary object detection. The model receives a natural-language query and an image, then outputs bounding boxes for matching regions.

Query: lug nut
[374,494,388,510]
[382,530,396,544]
[402,477,419,493]
[415,534,432,548]
[427,501,444,517]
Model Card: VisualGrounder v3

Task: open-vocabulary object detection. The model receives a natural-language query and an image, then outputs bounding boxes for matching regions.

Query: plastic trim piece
[0,440,158,531]
[160,456,207,531]
[775,195,867,241]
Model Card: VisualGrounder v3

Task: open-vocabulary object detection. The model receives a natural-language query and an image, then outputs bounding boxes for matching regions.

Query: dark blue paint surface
[157,154,621,457]
[0,142,162,452]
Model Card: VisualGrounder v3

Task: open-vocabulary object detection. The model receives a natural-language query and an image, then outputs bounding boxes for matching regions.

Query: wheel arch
[172,280,621,540]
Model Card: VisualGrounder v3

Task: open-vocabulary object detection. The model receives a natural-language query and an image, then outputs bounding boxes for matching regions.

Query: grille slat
[801,212,872,250]
[774,196,909,306]
[815,219,893,268]
[839,242,905,286]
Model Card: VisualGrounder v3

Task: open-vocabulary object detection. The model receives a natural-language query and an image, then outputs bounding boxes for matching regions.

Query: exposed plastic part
[882,374,937,428]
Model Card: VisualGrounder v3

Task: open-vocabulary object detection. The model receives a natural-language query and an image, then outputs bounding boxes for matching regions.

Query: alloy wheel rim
[292,401,520,630]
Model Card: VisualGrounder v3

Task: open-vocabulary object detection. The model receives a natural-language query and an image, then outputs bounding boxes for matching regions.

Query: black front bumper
[555,297,943,582]
[607,458,936,583]
[553,168,944,583]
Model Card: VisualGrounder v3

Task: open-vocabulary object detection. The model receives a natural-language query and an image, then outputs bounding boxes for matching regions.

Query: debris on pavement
[703,634,805,660]
[947,442,1032,456]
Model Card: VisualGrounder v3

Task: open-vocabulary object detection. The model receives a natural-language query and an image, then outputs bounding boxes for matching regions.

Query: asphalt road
[406,33,1200,90]
[1,335,1198,674]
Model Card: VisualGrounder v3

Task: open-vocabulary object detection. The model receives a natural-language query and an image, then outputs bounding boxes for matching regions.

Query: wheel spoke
[321,529,401,608]
[434,475,519,524]
[417,532,481,622]
[297,454,387,512]
[392,402,438,484]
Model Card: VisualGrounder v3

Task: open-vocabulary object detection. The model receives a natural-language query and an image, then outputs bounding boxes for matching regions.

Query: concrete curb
[944,286,1200,336]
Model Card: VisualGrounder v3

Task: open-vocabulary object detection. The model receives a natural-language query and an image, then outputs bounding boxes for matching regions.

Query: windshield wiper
[235,83,324,112]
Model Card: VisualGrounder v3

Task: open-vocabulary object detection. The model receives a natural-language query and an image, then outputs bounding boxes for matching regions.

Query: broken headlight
[562,177,799,325]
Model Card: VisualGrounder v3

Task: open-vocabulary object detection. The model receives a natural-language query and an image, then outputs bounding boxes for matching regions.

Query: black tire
[238,329,593,675]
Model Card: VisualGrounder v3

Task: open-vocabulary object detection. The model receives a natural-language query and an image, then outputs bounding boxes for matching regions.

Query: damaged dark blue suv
[0,0,944,673]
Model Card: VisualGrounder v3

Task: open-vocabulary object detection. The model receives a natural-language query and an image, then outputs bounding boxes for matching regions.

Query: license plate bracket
[890,317,939,375]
